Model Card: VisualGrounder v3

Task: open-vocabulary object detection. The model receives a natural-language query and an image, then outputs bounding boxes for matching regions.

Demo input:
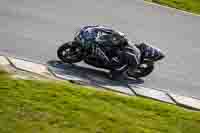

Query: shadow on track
[47,60,144,88]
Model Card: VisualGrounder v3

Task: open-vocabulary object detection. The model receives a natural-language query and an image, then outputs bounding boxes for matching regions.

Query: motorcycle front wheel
[57,41,84,63]
[127,61,154,78]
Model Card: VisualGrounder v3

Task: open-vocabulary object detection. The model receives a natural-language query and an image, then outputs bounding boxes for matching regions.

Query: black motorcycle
[57,41,165,79]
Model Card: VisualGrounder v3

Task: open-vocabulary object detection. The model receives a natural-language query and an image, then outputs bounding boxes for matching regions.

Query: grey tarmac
[0,0,200,98]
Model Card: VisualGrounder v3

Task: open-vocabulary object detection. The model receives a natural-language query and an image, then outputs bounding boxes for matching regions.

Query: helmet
[136,43,165,61]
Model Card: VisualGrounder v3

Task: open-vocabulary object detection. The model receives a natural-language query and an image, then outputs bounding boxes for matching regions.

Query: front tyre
[57,41,84,63]
[127,61,154,78]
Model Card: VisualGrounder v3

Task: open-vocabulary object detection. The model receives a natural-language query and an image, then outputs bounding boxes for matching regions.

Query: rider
[74,25,163,79]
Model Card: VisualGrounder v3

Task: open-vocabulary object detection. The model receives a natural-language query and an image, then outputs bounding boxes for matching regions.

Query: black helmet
[136,42,165,61]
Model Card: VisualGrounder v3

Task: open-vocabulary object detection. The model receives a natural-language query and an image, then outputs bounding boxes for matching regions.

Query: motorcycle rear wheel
[57,41,84,63]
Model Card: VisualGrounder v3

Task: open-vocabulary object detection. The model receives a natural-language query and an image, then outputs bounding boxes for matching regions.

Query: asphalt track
[0,0,200,98]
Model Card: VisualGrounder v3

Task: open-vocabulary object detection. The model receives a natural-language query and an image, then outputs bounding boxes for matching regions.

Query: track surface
[1,0,200,98]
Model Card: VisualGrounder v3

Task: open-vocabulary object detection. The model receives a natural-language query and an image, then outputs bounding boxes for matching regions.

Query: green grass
[147,0,200,14]
[0,71,200,133]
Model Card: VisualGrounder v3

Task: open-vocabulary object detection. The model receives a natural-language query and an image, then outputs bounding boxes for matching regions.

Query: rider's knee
[123,46,141,66]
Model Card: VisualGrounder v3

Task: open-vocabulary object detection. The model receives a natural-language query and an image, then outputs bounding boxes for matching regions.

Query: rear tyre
[57,41,84,63]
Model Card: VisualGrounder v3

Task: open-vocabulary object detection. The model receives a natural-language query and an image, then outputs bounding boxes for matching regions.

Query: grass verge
[146,0,200,14]
[0,71,200,133]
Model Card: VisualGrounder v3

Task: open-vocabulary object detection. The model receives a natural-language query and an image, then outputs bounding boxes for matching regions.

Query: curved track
[0,0,200,98]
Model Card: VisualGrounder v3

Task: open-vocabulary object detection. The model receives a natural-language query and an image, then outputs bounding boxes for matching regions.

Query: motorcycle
[57,40,165,79]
